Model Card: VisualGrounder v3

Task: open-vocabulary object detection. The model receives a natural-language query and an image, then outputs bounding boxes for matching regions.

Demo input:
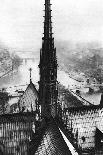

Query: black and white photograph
[0,0,102,154]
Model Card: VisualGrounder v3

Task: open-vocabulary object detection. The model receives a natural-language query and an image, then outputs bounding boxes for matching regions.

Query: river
[57,70,101,105]
[0,59,101,105]
[0,59,39,89]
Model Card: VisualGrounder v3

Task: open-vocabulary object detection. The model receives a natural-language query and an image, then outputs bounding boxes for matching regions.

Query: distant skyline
[0,0,103,57]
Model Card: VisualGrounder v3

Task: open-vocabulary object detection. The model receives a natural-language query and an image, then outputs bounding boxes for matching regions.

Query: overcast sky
[0,0,103,56]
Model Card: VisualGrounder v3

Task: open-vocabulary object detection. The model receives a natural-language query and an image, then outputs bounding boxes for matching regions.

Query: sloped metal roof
[29,118,73,155]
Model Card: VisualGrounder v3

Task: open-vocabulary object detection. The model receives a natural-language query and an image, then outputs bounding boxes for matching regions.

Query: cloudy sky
[0,0,103,56]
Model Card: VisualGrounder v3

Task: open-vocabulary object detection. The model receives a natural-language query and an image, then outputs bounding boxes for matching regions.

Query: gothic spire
[39,0,58,119]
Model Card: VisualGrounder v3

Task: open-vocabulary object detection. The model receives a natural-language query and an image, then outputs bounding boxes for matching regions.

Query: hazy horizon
[0,0,103,57]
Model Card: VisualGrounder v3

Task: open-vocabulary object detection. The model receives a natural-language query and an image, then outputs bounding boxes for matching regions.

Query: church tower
[39,0,58,118]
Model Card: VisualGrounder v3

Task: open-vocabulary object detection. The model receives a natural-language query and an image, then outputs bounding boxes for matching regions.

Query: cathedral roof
[29,118,79,155]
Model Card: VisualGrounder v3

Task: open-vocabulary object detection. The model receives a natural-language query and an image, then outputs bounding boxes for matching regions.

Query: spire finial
[44,0,52,39]
[29,68,32,83]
